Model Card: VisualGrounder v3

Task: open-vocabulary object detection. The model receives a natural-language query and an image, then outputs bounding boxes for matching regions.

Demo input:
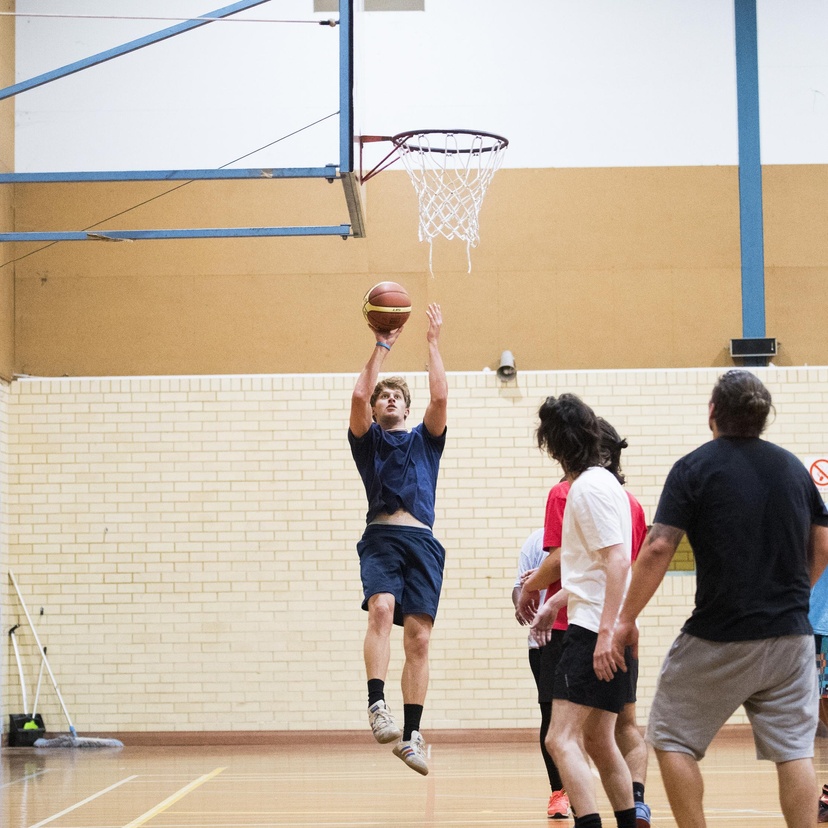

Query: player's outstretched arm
[350,325,403,438]
[423,303,447,437]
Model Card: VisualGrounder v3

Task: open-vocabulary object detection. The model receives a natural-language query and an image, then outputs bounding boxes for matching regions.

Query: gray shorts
[647,632,817,763]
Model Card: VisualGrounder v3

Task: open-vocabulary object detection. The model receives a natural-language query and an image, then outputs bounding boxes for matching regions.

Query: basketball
[362,281,412,332]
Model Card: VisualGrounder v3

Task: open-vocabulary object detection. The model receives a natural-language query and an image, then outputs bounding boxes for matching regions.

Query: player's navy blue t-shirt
[349,422,446,528]
[655,436,828,642]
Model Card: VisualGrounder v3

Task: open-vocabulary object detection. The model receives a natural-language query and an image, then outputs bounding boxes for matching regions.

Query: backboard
[0,0,365,242]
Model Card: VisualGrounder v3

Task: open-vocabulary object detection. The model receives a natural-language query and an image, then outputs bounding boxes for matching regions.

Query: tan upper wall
[0,0,14,381]
[9,163,828,376]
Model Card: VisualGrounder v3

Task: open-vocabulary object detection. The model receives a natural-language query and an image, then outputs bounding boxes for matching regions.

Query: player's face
[372,388,409,428]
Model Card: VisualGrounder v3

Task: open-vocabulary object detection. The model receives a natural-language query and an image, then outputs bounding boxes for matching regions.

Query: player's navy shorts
[552,623,633,713]
[357,523,446,626]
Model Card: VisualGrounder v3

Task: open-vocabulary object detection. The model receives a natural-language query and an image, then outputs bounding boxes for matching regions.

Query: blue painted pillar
[734,0,767,364]
[339,0,354,175]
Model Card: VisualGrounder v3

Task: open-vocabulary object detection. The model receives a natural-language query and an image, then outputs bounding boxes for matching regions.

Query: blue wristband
[376,342,391,351]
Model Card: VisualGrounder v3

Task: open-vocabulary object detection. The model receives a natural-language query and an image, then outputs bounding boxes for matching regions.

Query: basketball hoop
[391,129,508,274]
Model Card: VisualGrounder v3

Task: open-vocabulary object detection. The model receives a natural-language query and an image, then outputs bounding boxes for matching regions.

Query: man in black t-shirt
[609,370,828,828]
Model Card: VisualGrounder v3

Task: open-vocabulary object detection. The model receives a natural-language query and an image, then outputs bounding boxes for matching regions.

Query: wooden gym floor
[4,728,828,827]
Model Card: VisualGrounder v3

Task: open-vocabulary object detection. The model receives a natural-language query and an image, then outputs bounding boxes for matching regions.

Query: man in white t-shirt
[530,393,636,828]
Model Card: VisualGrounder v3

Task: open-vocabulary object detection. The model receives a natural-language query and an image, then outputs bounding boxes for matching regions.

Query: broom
[9,571,124,749]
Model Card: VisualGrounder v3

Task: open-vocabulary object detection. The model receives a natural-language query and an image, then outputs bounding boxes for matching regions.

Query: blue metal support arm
[0,167,339,183]
[0,0,271,101]
[0,226,354,242]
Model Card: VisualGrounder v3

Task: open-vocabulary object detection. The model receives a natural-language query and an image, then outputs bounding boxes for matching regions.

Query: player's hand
[519,567,537,587]
[611,619,638,670]
[426,303,442,343]
[530,589,568,645]
[529,591,562,645]
[593,630,618,682]
[516,587,539,625]
[530,624,552,646]
[371,324,403,349]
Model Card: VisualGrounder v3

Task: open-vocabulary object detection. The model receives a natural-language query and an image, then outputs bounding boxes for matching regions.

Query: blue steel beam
[339,0,354,175]
[339,1,365,235]
[0,226,353,242]
[0,0,271,101]
[734,0,766,343]
[0,167,339,183]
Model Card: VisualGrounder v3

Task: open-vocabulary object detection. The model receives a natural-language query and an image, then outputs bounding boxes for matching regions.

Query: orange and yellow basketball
[362,281,411,332]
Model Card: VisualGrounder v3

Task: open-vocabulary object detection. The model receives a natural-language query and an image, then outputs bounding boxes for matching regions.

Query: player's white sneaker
[392,730,429,775]
[368,701,401,744]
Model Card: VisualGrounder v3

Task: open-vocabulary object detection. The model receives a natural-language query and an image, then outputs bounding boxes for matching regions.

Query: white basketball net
[393,130,508,273]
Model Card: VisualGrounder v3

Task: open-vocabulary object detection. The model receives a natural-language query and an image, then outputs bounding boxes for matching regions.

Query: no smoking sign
[804,456,828,492]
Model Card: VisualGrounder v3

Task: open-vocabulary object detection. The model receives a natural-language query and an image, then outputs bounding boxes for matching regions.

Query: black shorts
[626,651,639,705]
[528,647,542,689]
[552,624,633,714]
[357,523,445,626]
[537,629,567,703]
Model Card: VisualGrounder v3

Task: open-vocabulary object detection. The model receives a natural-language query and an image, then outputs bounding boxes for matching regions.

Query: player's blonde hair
[370,376,411,409]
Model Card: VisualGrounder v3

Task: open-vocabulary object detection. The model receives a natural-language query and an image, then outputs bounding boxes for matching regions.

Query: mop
[9,571,124,748]
[7,623,45,744]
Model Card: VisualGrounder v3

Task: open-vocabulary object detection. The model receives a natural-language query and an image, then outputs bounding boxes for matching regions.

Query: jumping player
[349,303,447,776]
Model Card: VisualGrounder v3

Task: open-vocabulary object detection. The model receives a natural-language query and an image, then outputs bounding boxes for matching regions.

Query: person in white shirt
[529,394,636,828]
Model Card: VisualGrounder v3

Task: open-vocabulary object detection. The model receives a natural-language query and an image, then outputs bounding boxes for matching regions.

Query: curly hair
[710,370,773,437]
[536,393,601,475]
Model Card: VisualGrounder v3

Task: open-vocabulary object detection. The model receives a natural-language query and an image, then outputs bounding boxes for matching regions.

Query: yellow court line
[122,767,226,828]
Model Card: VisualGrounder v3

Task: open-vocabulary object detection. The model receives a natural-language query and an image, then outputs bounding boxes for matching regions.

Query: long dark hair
[536,394,601,475]
[598,418,628,485]
[710,370,773,437]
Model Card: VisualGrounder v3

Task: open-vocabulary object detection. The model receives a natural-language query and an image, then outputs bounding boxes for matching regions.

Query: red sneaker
[547,789,571,820]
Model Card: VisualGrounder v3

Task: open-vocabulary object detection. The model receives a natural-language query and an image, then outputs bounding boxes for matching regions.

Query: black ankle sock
[614,807,637,828]
[632,782,645,804]
[574,813,601,828]
[402,704,423,740]
[367,679,385,707]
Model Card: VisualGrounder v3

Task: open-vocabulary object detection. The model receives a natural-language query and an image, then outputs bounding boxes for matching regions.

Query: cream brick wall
[0,380,8,730]
[3,367,827,735]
